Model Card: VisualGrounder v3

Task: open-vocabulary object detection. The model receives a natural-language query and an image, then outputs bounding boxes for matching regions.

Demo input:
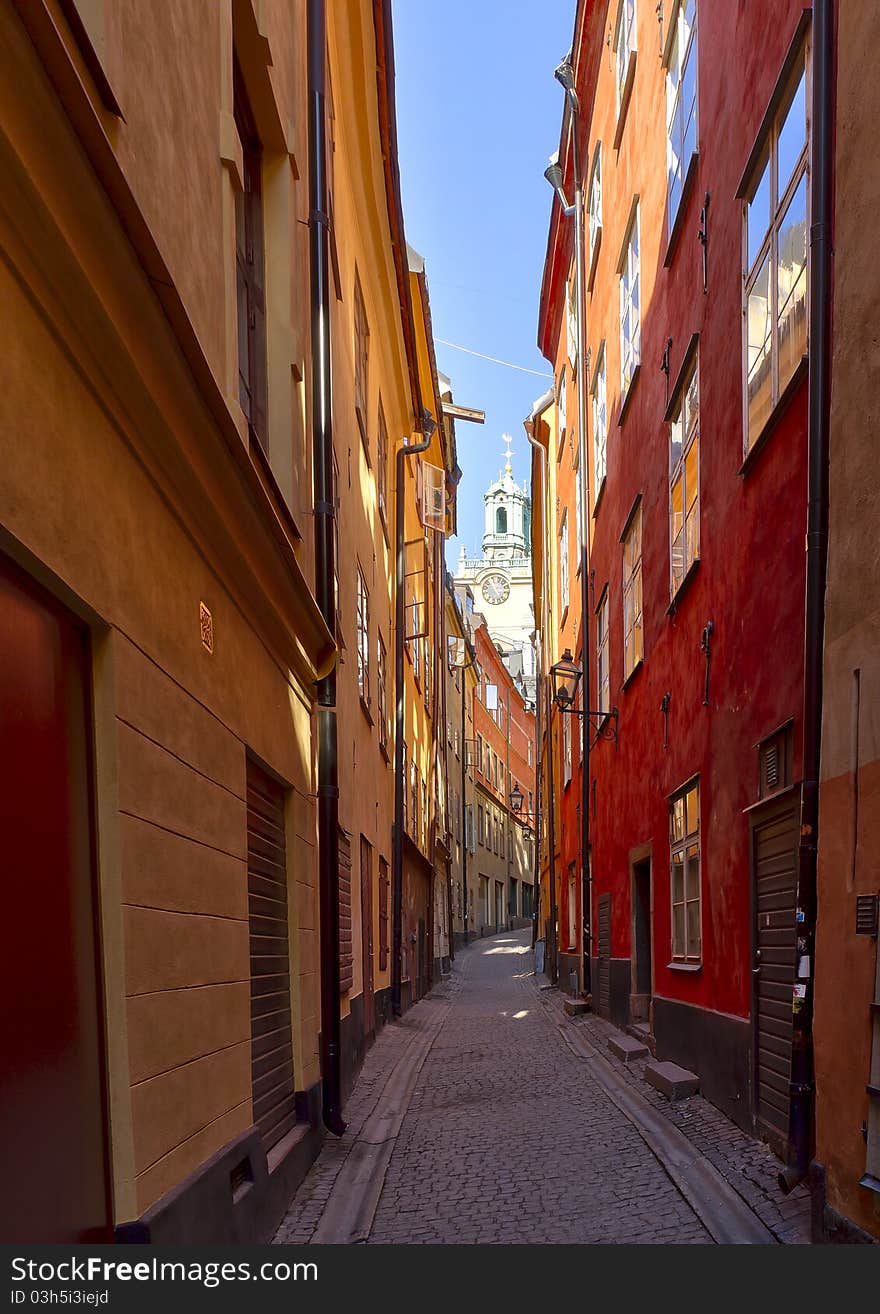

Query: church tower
[454,436,536,700]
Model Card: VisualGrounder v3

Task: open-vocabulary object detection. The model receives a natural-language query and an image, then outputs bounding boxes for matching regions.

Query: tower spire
[502,432,514,476]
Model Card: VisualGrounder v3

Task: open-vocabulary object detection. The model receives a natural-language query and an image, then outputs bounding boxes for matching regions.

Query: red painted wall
[542,0,811,1023]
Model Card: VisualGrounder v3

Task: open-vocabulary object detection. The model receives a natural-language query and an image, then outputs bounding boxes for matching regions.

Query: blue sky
[391,0,573,569]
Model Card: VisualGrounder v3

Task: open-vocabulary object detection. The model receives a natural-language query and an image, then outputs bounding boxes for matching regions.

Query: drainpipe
[391,421,435,1016]
[526,401,558,982]
[781,0,833,1193]
[307,0,345,1136]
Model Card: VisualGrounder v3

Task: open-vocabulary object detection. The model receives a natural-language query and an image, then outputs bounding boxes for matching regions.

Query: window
[378,856,389,971]
[410,761,419,839]
[619,208,641,402]
[402,743,408,830]
[377,403,389,527]
[477,735,483,774]
[354,272,370,449]
[478,803,485,846]
[597,589,610,714]
[670,778,701,963]
[234,59,267,451]
[622,505,643,679]
[377,632,388,751]
[669,358,700,596]
[563,714,572,787]
[588,144,602,269]
[567,275,578,366]
[614,0,637,114]
[356,567,370,706]
[559,510,570,614]
[744,53,809,450]
[568,866,577,950]
[557,368,567,445]
[496,506,508,534]
[666,0,698,231]
[592,343,607,495]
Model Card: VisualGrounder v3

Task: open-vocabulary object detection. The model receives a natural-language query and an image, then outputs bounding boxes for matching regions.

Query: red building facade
[536,0,819,1146]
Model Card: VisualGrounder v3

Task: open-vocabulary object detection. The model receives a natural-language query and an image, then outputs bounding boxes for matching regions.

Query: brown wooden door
[360,836,374,1036]
[752,799,799,1151]
[246,759,296,1152]
[0,555,111,1241]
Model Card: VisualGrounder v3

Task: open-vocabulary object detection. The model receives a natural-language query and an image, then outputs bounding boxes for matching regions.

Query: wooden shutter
[338,828,353,993]
[378,857,389,971]
[247,759,296,1151]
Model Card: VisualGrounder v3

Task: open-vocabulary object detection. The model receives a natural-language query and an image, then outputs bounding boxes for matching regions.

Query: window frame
[613,0,638,132]
[596,586,610,716]
[591,341,608,502]
[377,400,389,535]
[354,271,370,456]
[622,503,643,680]
[587,142,603,284]
[377,630,388,754]
[741,40,811,456]
[664,0,699,237]
[618,203,641,406]
[669,777,702,965]
[668,354,700,600]
[559,508,570,616]
[356,565,370,711]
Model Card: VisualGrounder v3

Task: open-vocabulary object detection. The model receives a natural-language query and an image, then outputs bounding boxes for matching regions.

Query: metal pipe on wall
[306,0,345,1136]
[783,0,833,1193]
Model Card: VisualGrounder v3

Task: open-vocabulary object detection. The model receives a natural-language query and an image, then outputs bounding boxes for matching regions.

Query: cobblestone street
[279,930,759,1245]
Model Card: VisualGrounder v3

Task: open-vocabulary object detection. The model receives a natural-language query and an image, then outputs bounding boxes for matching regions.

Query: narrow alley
[275,931,809,1245]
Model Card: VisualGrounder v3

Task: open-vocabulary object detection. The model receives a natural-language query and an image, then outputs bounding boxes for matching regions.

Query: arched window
[496,506,507,535]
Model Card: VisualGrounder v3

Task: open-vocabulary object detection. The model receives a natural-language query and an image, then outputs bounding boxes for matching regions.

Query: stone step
[627,1021,657,1056]
[608,1034,649,1063]
[643,1060,699,1101]
[564,997,590,1017]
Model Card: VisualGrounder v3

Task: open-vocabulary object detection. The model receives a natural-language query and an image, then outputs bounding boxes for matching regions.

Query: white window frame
[557,367,567,446]
[588,143,602,270]
[619,205,641,403]
[559,509,570,615]
[591,342,607,497]
[377,630,387,749]
[567,275,578,367]
[614,0,637,116]
[562,713,572,787]
[664,0,698,234]
[356,566,370,706]
[669,356,700,598]
[622,504,643,680]
[742,44,810,454]
[596,588,610,715]
[670,777,701,964]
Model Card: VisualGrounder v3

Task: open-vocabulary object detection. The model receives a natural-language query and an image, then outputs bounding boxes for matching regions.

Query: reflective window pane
[686,898,701,958]
[777,172,808,391]
[747,250,773,443]
[672,904,685,957]
[778,68,806,201]
[748,156,770,272]
[686,785,699,836]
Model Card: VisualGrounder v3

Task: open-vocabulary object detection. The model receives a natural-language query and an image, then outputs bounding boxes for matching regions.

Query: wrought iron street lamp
[509,783,524,814]
[549,649,619,748]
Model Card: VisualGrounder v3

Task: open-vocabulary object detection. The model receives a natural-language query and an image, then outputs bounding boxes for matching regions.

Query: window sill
[663,151,700,269]
[859,1173,880,1198]
[356,403,370,460]
[739,355,808,478]
[613,51,637,151]
[592,474,607,519]
[667,961,702,973]
[666,557,701,616]
[359,697,374,726]
[379,739,391,764]
[587,227,602,294]
[617,365,641,427]
[622,657,643,691]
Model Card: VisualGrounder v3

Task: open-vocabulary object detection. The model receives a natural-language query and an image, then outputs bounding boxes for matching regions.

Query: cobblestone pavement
[276,928,812,1245]
[555,1003,812,1244]
[367,932,710,1244]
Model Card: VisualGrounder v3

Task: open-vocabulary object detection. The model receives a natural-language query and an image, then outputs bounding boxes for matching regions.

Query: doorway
[0,554,112,1241]
[752,797,799,1154]
[494,879,504,931]
[631,857,652,1023]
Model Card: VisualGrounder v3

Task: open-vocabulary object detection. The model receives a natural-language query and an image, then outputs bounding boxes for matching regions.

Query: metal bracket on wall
[566,705,619,750]
[699,192,710,294]
[701,621,714,706]
[661,690,671,750]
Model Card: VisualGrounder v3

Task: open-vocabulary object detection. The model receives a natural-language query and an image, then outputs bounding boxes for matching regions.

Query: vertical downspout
[782,0,833,1192]
[391,431,433,1016]
[307,0,345,1137]
[461,653,469,945]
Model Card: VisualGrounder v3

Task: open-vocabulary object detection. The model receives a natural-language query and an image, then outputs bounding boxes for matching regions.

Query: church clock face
[481,573,510,605]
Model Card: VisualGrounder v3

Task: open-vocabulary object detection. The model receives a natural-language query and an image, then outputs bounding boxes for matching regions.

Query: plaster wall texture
[813,0,880,1240]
